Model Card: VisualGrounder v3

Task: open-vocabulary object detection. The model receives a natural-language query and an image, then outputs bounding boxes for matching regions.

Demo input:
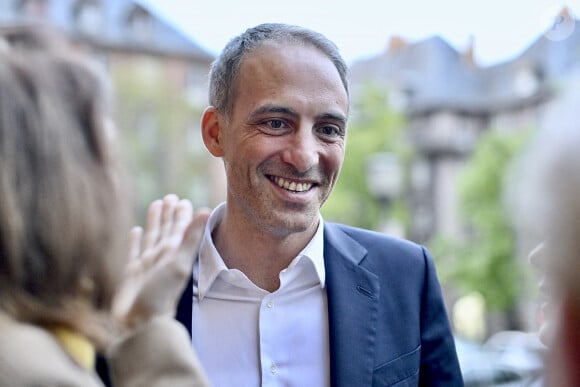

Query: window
[72,0,102,35]
[14,0,48,20]
[126,6,153,43]
[185,64,209,106]
[513,66,542,98]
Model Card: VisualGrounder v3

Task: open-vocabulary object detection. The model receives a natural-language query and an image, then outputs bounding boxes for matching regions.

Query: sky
[144,0,580,67]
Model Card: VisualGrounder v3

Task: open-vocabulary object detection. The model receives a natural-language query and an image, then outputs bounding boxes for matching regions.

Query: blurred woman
[0,26,209,386]
[510,70,580,387]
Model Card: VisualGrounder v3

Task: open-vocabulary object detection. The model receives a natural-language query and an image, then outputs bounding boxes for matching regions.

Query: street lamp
[366,152,404,235]
[366,152,403,206]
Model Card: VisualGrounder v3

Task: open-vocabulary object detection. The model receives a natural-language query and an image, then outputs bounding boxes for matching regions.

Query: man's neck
[212,209,318,292]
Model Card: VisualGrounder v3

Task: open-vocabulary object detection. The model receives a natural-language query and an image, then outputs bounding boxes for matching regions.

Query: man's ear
[201,106,225,157]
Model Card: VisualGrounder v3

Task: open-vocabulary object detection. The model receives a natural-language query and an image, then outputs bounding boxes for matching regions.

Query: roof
[0,0,214,61]
[349,20,580,115]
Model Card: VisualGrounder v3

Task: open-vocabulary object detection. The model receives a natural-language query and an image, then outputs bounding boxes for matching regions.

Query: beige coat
[0,314,209,387]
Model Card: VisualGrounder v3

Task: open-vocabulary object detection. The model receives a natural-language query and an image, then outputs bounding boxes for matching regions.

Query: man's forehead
[237,43,345,92]
[229,42,349,117]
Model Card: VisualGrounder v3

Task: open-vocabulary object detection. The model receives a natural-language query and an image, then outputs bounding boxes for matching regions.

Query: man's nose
[281,129,318,173]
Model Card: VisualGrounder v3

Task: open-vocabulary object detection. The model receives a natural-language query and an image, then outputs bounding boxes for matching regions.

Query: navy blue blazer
[176,222,464,386]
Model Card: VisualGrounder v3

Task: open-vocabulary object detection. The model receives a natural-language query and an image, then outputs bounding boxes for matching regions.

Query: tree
[111,65,210,220]
[322,84,410,231]
[431,129,531,316]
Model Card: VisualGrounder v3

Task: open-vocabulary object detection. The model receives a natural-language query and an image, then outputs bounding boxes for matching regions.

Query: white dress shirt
[191,203,330,387]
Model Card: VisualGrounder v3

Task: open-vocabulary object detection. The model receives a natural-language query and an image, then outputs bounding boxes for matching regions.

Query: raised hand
[112,194,210,331]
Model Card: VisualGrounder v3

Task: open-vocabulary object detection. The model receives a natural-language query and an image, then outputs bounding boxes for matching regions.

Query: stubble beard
[249,187,321,238]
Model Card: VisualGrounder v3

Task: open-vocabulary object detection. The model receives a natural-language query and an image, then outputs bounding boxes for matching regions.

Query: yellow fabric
[46,325,95,371]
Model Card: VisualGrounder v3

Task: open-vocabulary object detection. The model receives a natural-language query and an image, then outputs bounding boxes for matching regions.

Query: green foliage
[111,65,207,221]
[322,84,410,230]
[431,129,532,310]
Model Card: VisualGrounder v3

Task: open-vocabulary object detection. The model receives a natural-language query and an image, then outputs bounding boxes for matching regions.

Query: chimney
[558,5,573,21]
[462,34,477,67]
[386,35,408,53]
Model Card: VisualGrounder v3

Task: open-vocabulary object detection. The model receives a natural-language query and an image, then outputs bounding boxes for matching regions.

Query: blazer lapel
[324,223,380,387]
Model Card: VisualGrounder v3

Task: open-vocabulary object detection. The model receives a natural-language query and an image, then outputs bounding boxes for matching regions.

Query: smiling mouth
[269,176,314,192]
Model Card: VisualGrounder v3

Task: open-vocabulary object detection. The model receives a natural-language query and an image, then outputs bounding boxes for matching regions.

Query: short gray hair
[208,23,349,118]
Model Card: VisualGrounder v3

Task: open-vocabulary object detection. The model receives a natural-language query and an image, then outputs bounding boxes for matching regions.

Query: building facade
[349,8,580,334]
[0,0,226,210]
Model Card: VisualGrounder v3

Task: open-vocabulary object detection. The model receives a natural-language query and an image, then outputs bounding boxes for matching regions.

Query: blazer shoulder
[0,318,101,386]
[323,222,436,280]
[325,222,426,257]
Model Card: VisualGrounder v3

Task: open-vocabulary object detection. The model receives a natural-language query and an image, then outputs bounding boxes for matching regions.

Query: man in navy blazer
[176,23,463,386]
[177,222,462,385]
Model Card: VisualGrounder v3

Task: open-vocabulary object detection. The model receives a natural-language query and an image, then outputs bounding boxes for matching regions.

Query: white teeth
[273,177,312,192]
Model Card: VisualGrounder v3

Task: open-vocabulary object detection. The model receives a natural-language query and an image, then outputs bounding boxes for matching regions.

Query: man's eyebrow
[250,104,347,126]
[251,104,298,118]
[317,112,348,127]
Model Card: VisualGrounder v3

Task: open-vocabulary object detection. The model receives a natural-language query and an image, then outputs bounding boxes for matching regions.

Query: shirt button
[267,300,274,308]
[270,362,277,374]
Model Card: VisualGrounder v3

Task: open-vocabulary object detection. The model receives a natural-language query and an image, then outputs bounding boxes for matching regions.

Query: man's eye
[319,125,341,137]
[267,120,284,129]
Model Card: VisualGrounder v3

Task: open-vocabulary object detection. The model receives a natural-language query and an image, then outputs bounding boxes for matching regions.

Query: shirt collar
[297,215,325,286]
[196,202,326,300]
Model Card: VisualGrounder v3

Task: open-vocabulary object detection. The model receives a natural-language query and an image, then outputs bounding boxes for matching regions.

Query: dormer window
[513,65,542,98]
[388,86,413,112]
[186,64,209,106]
[73,0,102,35]
[14,0,48,20]
[126,6,153,43]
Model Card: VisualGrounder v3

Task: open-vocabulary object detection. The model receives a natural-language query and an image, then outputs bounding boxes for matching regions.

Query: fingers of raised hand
[141,198,164,251]
[171,197,194,239]
[174,208,211,274]
[114,196,206,329]
[160,194,182,240]
[127,226,144,271]
[184,208,211,250]
[138,194,195,268]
